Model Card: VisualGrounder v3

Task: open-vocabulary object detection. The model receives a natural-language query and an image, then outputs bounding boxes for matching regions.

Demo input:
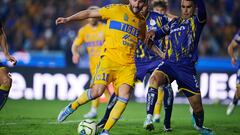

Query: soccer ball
[77,119,98,135]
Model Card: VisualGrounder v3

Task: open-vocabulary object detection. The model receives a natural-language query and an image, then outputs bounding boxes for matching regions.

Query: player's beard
[130,5,141,14]
[90,20,98,26]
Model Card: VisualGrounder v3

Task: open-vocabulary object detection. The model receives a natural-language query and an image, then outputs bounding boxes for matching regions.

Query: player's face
[181,0,195,19]
[153,6,167,14]
[129,0,146,14]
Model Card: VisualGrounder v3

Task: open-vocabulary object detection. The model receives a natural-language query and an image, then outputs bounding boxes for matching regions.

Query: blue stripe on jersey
[109,20,139,37]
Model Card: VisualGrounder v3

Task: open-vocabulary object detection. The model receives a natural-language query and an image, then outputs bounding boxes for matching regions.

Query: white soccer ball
[77,119,98,135]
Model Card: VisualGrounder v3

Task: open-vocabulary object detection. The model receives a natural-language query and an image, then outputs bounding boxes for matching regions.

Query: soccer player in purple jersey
[144,0,214,134]
[226,30,240,116]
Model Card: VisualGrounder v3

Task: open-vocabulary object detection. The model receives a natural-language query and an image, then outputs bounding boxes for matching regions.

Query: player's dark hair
[153,1,167,9]
[182,0,196,5]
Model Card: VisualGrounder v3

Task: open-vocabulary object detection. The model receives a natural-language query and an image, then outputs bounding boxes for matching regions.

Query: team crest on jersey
[124,13,129,22]
[150,19,156,26]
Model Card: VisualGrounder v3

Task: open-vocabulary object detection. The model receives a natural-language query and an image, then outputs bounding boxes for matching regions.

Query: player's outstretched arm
[0,27,17,66]
[71,44,80,64]
[196,0,207,23]
[228,40,238,65]
[56,9,101,25]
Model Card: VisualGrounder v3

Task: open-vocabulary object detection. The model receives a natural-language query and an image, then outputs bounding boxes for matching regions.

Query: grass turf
[0,100,239,135]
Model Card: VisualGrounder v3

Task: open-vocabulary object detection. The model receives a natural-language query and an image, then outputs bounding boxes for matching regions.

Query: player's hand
[159,52,166,59]
[72,54,80,64]
[56,17,69,25]
[144,30,156,45]
[231,57,236,65]
[5,55,17,66]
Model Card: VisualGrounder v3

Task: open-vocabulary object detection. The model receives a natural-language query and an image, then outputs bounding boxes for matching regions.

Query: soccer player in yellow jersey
[56,0,147,134]
[71,6,110,119]
[0,22,17,110]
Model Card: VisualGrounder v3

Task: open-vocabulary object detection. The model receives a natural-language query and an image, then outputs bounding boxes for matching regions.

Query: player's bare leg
[0,68,12,110]
[144,70,167,131]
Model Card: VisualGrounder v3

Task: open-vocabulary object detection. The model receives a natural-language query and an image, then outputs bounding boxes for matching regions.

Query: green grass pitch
[0,100,239,135]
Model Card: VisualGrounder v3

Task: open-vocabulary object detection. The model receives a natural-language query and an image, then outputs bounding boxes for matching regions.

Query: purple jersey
[155,0,207,64]
[154,0,207,97]
[233,31,240,45]
[135,11,168,81]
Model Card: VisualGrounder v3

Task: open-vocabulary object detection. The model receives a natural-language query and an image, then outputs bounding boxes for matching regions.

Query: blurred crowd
[0,0,239,57]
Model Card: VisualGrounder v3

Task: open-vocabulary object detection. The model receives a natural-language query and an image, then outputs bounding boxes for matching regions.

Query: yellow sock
[104,90,110,101]
[92,98,100,108]
[154,88,164,116]
[104,98,127,130]
[0,85,11,92]
[71,89,92,110]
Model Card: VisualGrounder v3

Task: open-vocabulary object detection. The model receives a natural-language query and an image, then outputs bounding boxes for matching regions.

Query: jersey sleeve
[73,28,84,46]
[155,19,174,40]
[156,15,168,29]
[233,31,240,45]
[98,4,118,20]
[196,0,207,23]
[150,12,168,31]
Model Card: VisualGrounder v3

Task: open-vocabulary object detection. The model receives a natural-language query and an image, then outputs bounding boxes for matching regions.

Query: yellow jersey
[73,22,105,74]
[98,4,146,65]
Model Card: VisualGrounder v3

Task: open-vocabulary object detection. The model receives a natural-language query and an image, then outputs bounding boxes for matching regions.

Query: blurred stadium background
[0,0,240,135]
[0,0,239,103]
